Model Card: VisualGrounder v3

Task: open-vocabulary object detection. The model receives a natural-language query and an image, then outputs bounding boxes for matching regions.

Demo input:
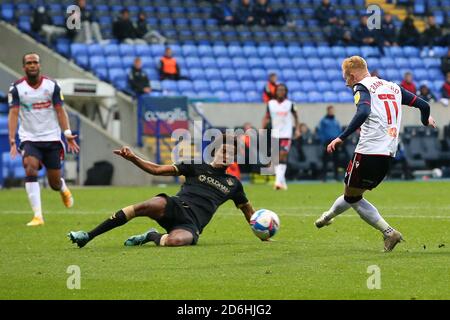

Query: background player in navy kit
[8,53,79,226]
[314,56,436,252]
[68,135,257,248]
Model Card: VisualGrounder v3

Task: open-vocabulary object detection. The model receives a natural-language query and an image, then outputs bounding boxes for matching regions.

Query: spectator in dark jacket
[401,72,417,94]
[128,57,151,96]
[422,16,442,47]
[398,16,421,46]
[235,0,254,25]
[253,0,287,26]
[380,13,398,46]
[136,11,167,44]
[441,48,450,76]
[418,85,436,103]
[32,5,66,44]
[353,15,378,46]
[211,0,235,25]
[318,106,341,181]
[315,0,346,45]
[315,0,339,26]
[113,9,145,44]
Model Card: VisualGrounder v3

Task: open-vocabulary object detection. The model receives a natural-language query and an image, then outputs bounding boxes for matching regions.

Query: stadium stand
[0,0,448,103]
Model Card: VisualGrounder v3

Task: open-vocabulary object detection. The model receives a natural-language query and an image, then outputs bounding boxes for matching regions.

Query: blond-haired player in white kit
[262,84,300,190]
[8,53,79,226]
[314,56,436,252]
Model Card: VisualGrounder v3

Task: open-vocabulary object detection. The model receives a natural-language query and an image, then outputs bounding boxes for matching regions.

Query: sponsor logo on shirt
[198,175,230,194]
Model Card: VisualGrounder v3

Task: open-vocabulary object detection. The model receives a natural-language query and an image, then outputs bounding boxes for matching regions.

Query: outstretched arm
[113,146,178,176]
[400,87,436,127]
[239,202,256,223]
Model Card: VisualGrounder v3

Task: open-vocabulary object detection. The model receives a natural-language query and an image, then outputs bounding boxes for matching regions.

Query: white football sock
[25,182,42,219]
[60,178,68,193]
[278,164,287,185]
[274,164,281,185]
[325,195,351,220]
[350,198,394,236]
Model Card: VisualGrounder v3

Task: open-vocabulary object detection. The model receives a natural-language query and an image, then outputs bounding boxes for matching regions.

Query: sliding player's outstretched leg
[68,196,166,248]
[124,228,193,247]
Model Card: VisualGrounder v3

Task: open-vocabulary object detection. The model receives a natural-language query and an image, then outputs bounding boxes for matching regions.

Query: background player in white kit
[315,56,436,252]
[8,53,80,226]
[262,84,300,190]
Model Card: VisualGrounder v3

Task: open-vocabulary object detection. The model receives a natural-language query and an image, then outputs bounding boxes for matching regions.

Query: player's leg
[274,140,289,190]
[23,153,44,226]
[43,142,73,208]
[68,196,167,248]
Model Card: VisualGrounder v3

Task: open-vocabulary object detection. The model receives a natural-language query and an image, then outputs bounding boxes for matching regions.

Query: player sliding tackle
[68,135,256,248]
[314,56,436,252]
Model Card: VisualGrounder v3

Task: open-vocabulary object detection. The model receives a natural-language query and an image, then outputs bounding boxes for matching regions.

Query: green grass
[0,181,449,300]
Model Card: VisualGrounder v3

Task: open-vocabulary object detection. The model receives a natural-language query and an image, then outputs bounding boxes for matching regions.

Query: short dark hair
[22,52,40,66]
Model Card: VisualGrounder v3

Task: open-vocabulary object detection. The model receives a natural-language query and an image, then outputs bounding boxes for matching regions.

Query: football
[250,209,280,240]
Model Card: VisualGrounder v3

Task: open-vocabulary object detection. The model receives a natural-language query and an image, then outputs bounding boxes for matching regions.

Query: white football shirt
[267,99,296,139]
[355,76,403,156]
[9,76,64,142]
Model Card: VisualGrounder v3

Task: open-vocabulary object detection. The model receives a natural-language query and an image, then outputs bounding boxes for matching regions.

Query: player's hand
[66,135,80,154]
[427,116,436,128]
[9,141,17,159]
[113,146,136,161]
[327,137,343,153]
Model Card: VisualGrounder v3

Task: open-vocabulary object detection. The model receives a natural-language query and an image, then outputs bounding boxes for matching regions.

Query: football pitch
[0,181,449,300]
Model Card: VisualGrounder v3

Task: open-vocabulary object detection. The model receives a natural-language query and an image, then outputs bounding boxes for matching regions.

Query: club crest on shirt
[355,161,360,168]
[226,178,234,186]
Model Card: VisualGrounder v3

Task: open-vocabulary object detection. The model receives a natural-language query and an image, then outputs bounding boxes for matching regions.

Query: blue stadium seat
[232,57,248,69]
[273,46,289,58]
[135,44,151,57]
[316,81,329,92]
[0,103,8,114]
[227,45,244,57]
[246,91,260,103]
[338,91,353,103]
[385,69,401,81]
[209,80,224,92]
[151,44,166,57]
[282,70,298,81]
[104,44,119,56]
[177,80,192,92]
[119,44,136,56]
[122,56,135,69]
[141,56,155,68]
[109,68,126,82]
[409,57,423,69]
[366,57,380,70]
[90,56,106,69]
[251,69,266,80]
[236,69,253,81]
[423,58,440,68]
[361,46,379,58]
[230,91,246,102]
[256,46,271,57]
[185,57,201,68]
[414,69,428,81]
[323,91,337,102]
[94,68,108,81]
[301,81,315,92]
[312,70,327,81]
[106,56,122,68]
[291,91,308,103]
[241,81,256,92]
[395,57,410,69]
[285,81,302,92]
[212,45,227,57]
[331,81,346,92]
[403,46,420,57]
[74,55,89,68]
[385,46,402,57]
[187,68,204,79]
[428,68,444,80]
[380,57,395,69]
[71,43,88,56]
[201,57,217,68]
[327,69,342,81]
[87,44,104,56]
[277,58,291,69]
[248,57,263,69]
[214,91,230,102]
[307,91,322,103]
[262,57,277,69]
[287,46,302,58]
[243,45,257,57]
[322,58,338,69]
[205,68,222,80]
[198,45,213,57]
[216,57,232,69]
[221,69,237,81]
[297,69,312,80]
[331,46,346,57]
[193,80,209,92]
[291,58,306,69]
[306,58,322,69]
[345,46,360,57]
[161,80,178,92]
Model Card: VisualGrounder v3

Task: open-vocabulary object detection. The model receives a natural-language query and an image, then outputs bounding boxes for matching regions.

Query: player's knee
[165,235,191,247]
[24,165,38,177]
[49,180,61,191]
[344,195,362,203]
